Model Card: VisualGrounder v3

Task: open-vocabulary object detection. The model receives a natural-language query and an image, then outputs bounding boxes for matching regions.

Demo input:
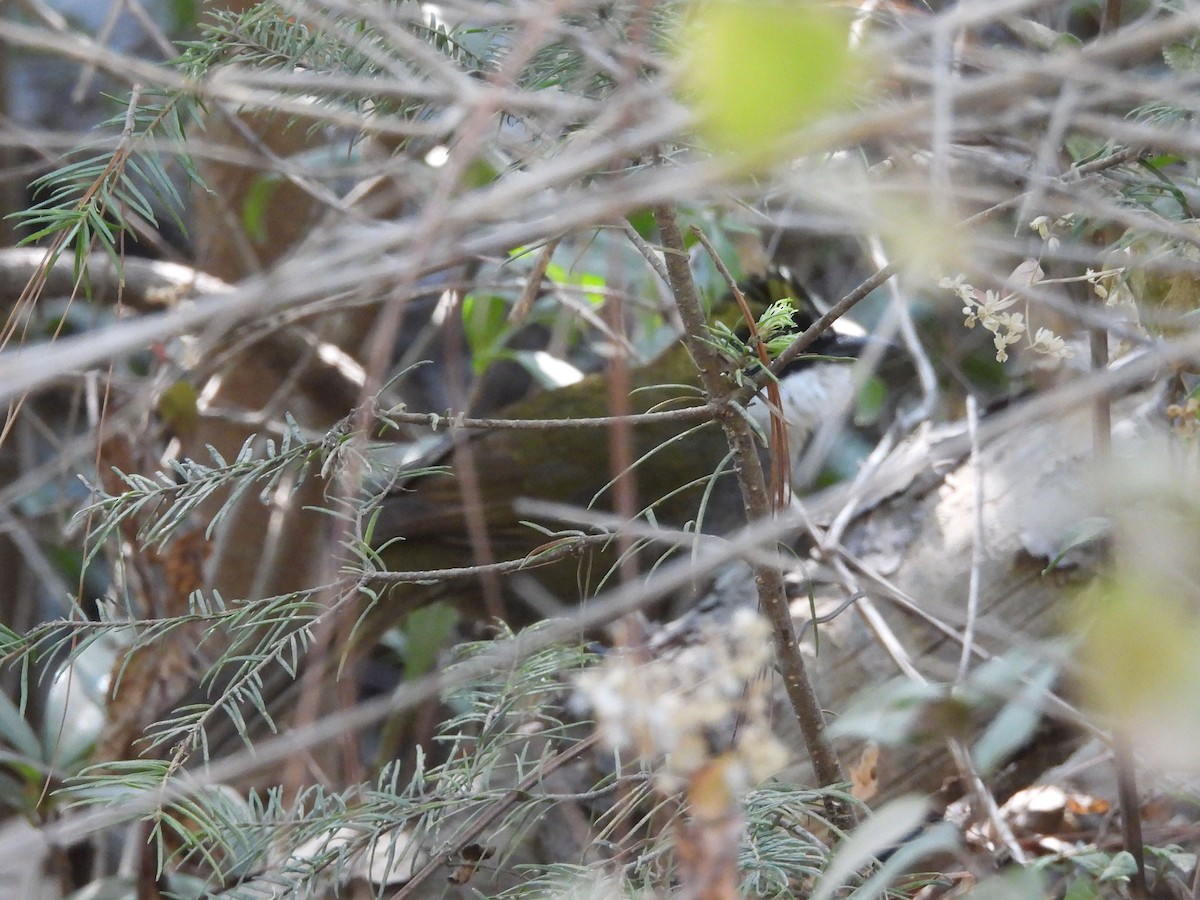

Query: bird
[185,271,879,767]
[365,270,877,626]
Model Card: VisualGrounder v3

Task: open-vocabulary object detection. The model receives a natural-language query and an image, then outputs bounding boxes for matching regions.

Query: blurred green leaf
[965,868,1044,899]
[810,794,930,900]
[241,175,281,244]
[626,209,655,238]
[972,660,1055,775]
[401,602,459,679]
[168,0,199,31]
[1076,584,1200,717]
[848,822,959,900]
[462,292,511,375]
[0,691,42,761]
[829,678,956,746]
[1098,851,1138,882]
[576,271,606,307]
[1062,875,1100,900]
[680,0,859,156]
[1043,516,1109,574]
[1164,41,1200,73]
[157,381,201,437]
[855,375,887,427]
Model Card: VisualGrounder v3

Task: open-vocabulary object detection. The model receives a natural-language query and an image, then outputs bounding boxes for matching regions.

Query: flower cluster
[941,251,1078,363]
[939,275,1028,362]
[575,609,787,793]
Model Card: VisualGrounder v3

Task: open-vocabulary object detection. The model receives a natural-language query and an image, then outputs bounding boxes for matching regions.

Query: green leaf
[1073,581,1200,744]
[855,375,887,426]
[626,209,655,238]
[577,271,606,307]
[1042,516,1109,574]
[1098,850,1138,882]
[810,795,929,900]
[972,660,1056,775]
[462,292,513,375]
[965,868,1044,899]
[829,678,960,746]
[0,691,42,761]
[1148,844,1197,873]
[1165,41,1200,73]
[242,175,282,244]
[1062,875,1100,900]
[680,0,860,156]
[1071,849,1118,877]
[399,602,460,679]
[157,381,201,437]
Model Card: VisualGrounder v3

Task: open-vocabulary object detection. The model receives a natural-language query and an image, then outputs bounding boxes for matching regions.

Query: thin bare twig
[383,404,713,431]
[622,219,671,287]
[365,527,615,584]
[957,396,984,684]
[509,236,562,322]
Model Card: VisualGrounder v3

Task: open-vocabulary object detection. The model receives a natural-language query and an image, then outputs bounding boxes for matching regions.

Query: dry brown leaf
[849,742,880,801]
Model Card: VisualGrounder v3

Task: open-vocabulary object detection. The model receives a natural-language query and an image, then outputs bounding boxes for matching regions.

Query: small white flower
[1000,311,1025,339]
[1029,216,1063,250]
[975,289,1018,318]
[1030,327,1075,360]
[940,274,976,304]
[968,297,1025,362]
